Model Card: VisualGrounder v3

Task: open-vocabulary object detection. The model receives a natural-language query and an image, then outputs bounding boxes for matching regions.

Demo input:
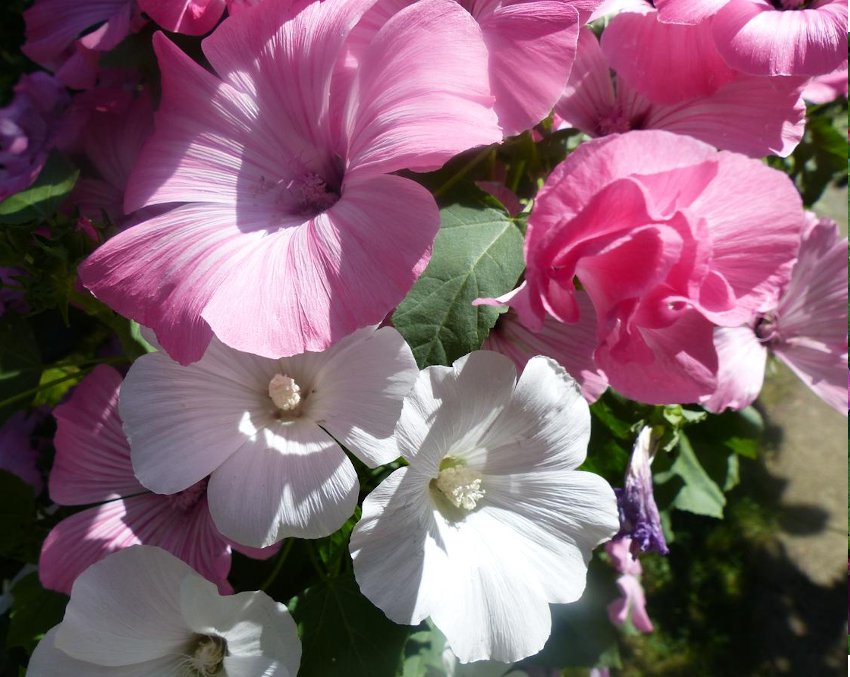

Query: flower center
[186,634,226,676]
[286,172,339,216]
[435,461,485,511]
[269,373,302,411]
[166,479,208,512]
[754,312,779,344]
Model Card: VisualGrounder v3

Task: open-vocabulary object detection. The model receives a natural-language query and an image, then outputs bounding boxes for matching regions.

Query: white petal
[55,546,191,666]
[223,655,292,677]
[395,352,518,473]
[121,344,274,494]
[307,326,418,466]
[462,356,591,474]
[179,576,300,675]
[29,628,185,677]
[207,419,358,547]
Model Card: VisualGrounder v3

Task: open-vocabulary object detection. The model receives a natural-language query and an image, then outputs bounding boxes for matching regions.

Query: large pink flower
[557,17,806,157]
[79,0,501,364]
[506,130,805,404]
[703,216,848,414]
[655,0,847,77]
[39,365,275,595]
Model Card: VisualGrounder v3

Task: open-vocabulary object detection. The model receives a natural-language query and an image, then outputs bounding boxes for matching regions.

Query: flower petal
[207,419,359,546]
[137,0,226,35]
[701,326,767,412]
[50,365,142,505]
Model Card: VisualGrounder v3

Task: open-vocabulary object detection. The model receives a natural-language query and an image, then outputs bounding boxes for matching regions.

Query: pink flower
[38,365,276,595]
[120,326,418,548]
[503,130,805,404]
[79,0,501,364]
[802,62,849,103]
[0,409,45,494]
[23,0,144,89]
[655,0,847,77]
[704,216,848,414]
[137,0,227,35]
[557,17,806,157]
[0,72,69,201]
[605,537,653,633]
[483,296,608,402]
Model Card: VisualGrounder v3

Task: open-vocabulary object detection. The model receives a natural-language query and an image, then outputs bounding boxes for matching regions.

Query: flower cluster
[0,0,845,672]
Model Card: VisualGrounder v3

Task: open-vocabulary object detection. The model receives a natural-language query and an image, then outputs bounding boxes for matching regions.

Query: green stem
[433,145,495,198]
[0,368,93,410]
[260,539,295,592]
[306,541,329,581]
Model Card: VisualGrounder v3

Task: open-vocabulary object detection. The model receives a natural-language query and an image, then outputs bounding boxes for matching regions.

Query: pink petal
[51,365,142,505]
[484,299,608,402]
[802,62,849,103]
[474,0,580,136]
[712,0,848,76]
[137,0,226,35]
[775,343,848,413]
[654,0,728,23]
[207,419,359,546]
[608,574,653,632]
[307,327,418,467]
[200,173,439,358]
[601,10,737,104]
[701,326,767,412]
[344,0,501,175]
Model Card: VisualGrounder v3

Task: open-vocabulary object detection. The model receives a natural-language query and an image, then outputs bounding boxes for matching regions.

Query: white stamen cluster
[435,464,486,511]
[268,373,301,411]
[187,635,225,676]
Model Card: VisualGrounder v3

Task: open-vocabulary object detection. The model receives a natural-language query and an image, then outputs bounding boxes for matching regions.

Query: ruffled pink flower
[137,0,226,35]
[557,18,806,157]
[655,0,847,77]
[23,0,144,89]
[0,72,70,201]
[483,295,608,402]
[499,130,804,404]
[605,537,653,633]
[0,410,45,494]
[69,90,154,227]
[120,326,418,548]
[39,365,276,595]
[704,216,848,414]
[80,0,501,364]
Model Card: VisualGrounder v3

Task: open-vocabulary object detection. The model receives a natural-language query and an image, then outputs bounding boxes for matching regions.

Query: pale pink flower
[29,546,301,676]
[0,72,69,201]
[704,216,848,414]
[655,0,847,77]
[80,0,501,364]
[802,62,849,103]
[23,0,144,89]
[121,326,418,548]
[137,0,226,35]
[0,409,45,494]
[605,537,653,633]
[557,18,806,157]
[495,130,805,404]
[483,295,608,402]
[39,365,276,595]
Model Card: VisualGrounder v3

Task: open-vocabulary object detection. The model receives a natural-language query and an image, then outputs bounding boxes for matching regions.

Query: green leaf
[0,153,78,225]
[664,432,726,518]
[0,471,36,560]
[393,203,524,368]
[32,366,81,407]
[129,321,157,353]
[290,573,410,677]
[0,314,42,423]
[315,508,359,577]
[6,572,67,653]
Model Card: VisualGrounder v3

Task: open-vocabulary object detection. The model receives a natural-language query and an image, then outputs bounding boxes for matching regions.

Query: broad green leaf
[32,366,81,407]
[129,320,157,353]
[6,572,67,653]
[665,432,726,518]
[0,471,36,560]
[0,314,42,423]
[393,203,524,368]
[290,573,410,677]
[0,153,78,225]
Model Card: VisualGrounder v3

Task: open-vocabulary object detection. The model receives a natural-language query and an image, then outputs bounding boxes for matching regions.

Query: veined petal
[50,365,142,505]
[774,342,848,413]
[701,326,767,412]
[308,326,418,466]
[207,419,358,547]
[344,0,500,175]
[180,576,300,674]
[137,0,226,35]
[55,547,191,666]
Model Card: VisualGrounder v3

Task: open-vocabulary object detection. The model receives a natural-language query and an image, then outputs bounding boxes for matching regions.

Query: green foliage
[6,573,67,654]
[290,573,410,677]
[0,472,37,562]
[0,315,41,423]
[393,203,524,368]
[0,154,79,226]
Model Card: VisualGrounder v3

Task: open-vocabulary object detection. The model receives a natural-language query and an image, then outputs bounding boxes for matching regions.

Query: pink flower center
[598,110,632,135]
[775,0,808,9]
[166,479,208,512]
[754,313,779,343]
[285,172,340,216]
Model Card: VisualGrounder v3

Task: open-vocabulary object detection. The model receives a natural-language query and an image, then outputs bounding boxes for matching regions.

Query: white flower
[349,352,620,664]
[28,545,301,676]
[119,326,418,548]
